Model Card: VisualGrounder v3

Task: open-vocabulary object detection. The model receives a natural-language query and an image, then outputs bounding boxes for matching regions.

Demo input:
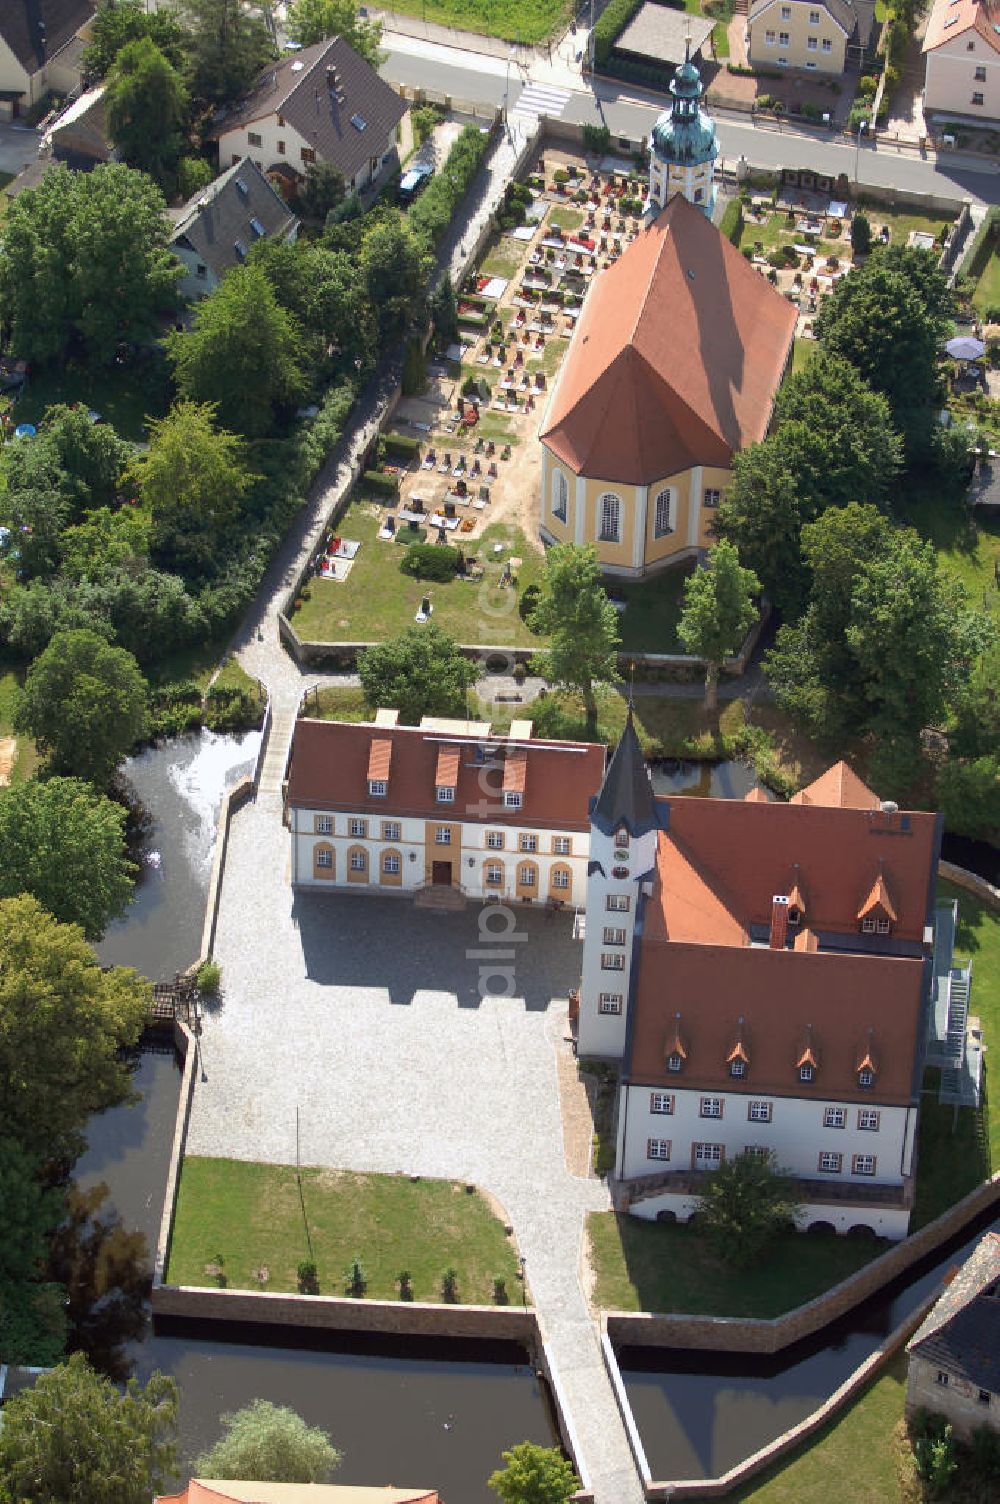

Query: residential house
[906,1231,1000,1435]
[157,1483,441,1504]
[747,0,875,74]
[209,36,406,198]
[576,720,978,1239]
[170,157,299,301]
[922,0,1000,123]
[538,192,796,578]
[0,0,96,120]
[285,711,605,907]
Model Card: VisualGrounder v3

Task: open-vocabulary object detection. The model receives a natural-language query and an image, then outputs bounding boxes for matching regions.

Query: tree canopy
[677,542,760,709]
[168,264,307,436]
[358,625,477,725]
[285,0,383,63]
[194,1400,342,1482]
[488,1442,581,1504]
[0,1352,177,1504]
[0,894,149,1162]
[0,164,179,366]
[105,37,189,190]
[0,1140,67,1366]
[173,0,275,105]
[15,628,149,786]
[0,777,134,939]
[529,543,620,732]
[694,1151,799,1268]
[82,0,187,79]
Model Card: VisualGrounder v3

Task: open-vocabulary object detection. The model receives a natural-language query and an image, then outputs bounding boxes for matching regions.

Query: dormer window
[616,828,630,847]
[436,785,455,803]
[862,917,876,934]
[876,917,890,935]
[667,1053,683,1073]
[800,1065,814,1082]
[859,1069,874,1088]
[368,779,387,798]
[727,1020,749,1080]
[731,1060,747,1079]
[788,907,800,926]
[504,791,522,809]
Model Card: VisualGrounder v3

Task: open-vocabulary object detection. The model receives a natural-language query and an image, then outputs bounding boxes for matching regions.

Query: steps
[414,883,468,913]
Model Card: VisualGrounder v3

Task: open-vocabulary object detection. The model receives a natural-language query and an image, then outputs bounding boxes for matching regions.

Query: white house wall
[219,116,395,190]
[577,822,658,1059]
[924,42,1000,120]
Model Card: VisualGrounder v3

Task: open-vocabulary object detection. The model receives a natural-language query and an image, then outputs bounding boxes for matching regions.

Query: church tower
[577,710,665,1060]
[647,43,719,219]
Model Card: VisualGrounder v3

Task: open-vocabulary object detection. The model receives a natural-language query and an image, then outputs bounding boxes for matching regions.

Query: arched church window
[552,469,568,522]
[598,492,621,544]
[653,489,674,538]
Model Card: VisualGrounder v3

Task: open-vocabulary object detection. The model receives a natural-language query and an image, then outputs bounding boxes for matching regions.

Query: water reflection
[647,758,767,801]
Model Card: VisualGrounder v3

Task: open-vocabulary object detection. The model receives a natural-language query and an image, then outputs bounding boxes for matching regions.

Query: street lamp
[854,119,867,184]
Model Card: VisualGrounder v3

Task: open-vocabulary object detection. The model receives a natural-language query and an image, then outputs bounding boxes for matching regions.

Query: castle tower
[577,710,664,1059]
[647,42,719,219]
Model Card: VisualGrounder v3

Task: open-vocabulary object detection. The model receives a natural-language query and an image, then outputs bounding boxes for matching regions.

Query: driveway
[0,123,40,178]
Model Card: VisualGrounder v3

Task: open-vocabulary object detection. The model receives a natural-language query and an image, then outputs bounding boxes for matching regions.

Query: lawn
[972,249,1000,314]
[737,206,951,266]
[546,206,585,233]
[0,666,39,784]
[588,1213,886,1316]
[479,243,526,280]
[384,0,573,43]
[167,1156,521,1304]
[11,355,172,443]
[616,563,691,653]
[729,1351,912,1504]
[937,878,999,1174]
[897,472,1000,620]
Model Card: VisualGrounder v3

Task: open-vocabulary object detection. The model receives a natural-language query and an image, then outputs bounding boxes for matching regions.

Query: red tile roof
[790,761,880,810]
[435,743,460,788]
[923,0,1000,52]
[858,868,897,922]
[539,194,797,485]
[287,719,605,830]
[368,738,392,782]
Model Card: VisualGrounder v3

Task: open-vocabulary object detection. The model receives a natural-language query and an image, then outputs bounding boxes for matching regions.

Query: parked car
[398,163,434,205]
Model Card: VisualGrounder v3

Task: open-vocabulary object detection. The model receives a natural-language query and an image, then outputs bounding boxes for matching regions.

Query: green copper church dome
[650,50,719,167]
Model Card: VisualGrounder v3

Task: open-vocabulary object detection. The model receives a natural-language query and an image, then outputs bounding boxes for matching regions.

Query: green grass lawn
[12,356,172,443]
[897,473,1000,620]
[384,0,572,42]
[738,207,951,266]
[168,1157,520,1304]
[791,337,815,376]
[941,877,999,1174]
[547,206,585,233]
[479,244,527,280]
[616,563,691,653]
[588,1214,886,1316]
[972,249,1000,314]
[730,1352,911,1504]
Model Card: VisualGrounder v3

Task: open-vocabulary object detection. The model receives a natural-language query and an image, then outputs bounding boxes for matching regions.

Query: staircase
[414,883,468,913]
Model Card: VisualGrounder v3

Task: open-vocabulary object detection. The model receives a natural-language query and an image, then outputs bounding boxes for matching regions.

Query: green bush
[384,432,420,458]
[583,123,612,155]
[402,337,427,397]
[204,682,264,733]
[400,542,462,581]
[592,0,644,66]
[197,959,221,995]
[719,197,744,246]
[411,104,442,145]
[363,469,400,495]
[407,124,489,250]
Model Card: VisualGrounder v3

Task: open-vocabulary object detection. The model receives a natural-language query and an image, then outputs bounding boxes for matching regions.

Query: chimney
[770,894,790,950]
[326,64,339,91]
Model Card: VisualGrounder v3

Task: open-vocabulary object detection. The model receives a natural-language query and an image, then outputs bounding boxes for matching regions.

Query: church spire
[591,707,659,839]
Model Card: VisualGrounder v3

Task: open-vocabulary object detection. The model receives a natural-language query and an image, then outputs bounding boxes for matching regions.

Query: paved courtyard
[186,789,643,1504]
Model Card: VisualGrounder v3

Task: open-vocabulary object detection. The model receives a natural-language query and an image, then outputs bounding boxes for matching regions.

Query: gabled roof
[539,194,797,485]
[209,36,407,183]
[790,761,880,810]
[857,866,897,922]
[170,157,298,282]
[923,0,1000,53]
[907,1232,1000,1392]
[0,0,95,76]
[748,0,855,36]
[591,710,661,839]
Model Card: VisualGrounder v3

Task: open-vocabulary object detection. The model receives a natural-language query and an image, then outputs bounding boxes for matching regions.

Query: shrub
[493,1276,509,1304]
[297,1260,319,1294]
[583,123,612,155]
[719,197,744,246]
[397,1269,413,1301]
[591,0,644,65]
[345,1257,367,1298]
[407,124,489,250]
[411,104,442,144]
[196,959,221,995]
[384,432,420,459]
[363,469,400,496]
[913,1421,958,1494]
[400,542,462,581]
[177,156,213,199]
[441,1267,459,1302]
[402,337,427,397]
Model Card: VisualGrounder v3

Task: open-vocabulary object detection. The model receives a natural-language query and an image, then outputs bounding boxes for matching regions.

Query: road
[381,30,1000,204]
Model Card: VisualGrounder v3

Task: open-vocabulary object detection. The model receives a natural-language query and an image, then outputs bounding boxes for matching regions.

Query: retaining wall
[939,859,1000,910]
[605,1169,1000,1356]
[152,1019,197,1288]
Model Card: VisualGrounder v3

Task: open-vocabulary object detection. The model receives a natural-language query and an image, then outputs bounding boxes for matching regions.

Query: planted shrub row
[364,469,400,495]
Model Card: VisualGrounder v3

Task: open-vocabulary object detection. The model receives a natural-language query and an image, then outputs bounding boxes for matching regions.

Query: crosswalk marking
[510,81,572,124]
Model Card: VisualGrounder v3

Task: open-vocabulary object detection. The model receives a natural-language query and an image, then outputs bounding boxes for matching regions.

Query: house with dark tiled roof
[906,1232,1000,1435]
[285,711,605,906]
[747,0,874,75]
[208,36,406,197]
[0,0,96,120]
[577,726,978,1239]
[170,157,299,300]
[538,192,796,578]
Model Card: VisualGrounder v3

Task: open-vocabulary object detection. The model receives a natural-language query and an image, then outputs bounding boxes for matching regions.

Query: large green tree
[194,1400,341,1482]
[82,0,187,79]
[0,1140,66,1366]
[0,777,134,939]
[488,1442,580,1504]
[0,895,149,1162]
[285,0,383,63]
[105,37,189,189]
[694,1151,799,1268]
[0,164,179,365]
[358,213,430,347]
[0,1352,177,1504]
[358,625,477,725]
[529,543,620,733]
[677,542,760,710]
[15,629,149,786]
[249,238,375,378]
[3,404,132,518]
[168,265,307,437]
[132,400,256,574]
[174,0,274,105]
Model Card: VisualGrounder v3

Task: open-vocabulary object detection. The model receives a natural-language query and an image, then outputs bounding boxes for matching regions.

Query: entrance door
[432,861,453,886]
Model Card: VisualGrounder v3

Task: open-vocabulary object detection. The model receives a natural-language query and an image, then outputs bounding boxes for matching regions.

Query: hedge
[407,123,490,250]
[719,197,743,246]
[363,469,400,495]
[384,432,421,458]
[400,542,463,581]
[592,0,645,66]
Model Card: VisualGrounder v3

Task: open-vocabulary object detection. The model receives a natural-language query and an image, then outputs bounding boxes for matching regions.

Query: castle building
[577,717,977,1240]
[647,45,719,217]
[537,194,796,579]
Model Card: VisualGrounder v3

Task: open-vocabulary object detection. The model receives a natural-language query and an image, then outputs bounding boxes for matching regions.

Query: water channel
[79,732,557,1501]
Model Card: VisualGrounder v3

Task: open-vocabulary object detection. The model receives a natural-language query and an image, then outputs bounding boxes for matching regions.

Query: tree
[488,1442,580,1504]
[105,37,188,190]
[174,0,274,105]
[0,1352,177,1504]
[285,0,383,63]
[168,265,307,437]
[677,542,760,710]
[299,160,345,221]
[850,211,871,256]
[0,896,150,1163]
[7,403,132,517]
[82,0,187,79]
[529,543,620,733]
[431,272,458,342]
[15,628,149,786]
[131,400,256,574]
[694,1150,799,1268]
[0,164,179,366]
[249,238,375,377]
[0,1141,67,1367]
[358,213,430,347]
[0,777,134,939]
[194,1399,341,1483]
[60,507,152,584]
[358,626,477,725]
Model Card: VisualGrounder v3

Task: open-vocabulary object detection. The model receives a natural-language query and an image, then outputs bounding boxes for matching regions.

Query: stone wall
[605,1171,1000,1355]
[939,860,1000,910]
[906,1353,999,1440]
[152,1019,197,1288]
